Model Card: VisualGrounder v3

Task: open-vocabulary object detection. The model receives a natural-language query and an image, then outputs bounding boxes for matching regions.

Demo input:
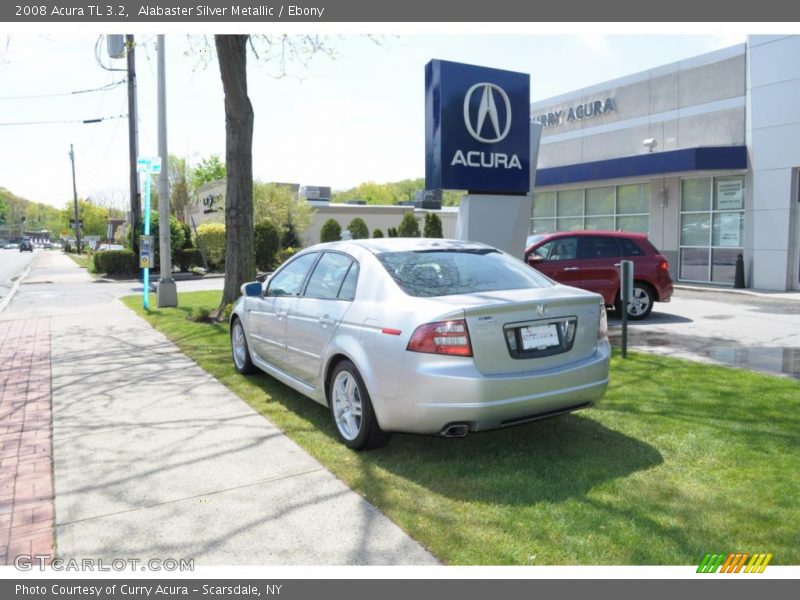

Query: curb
[0,261,35,314]
[674,284,800,302]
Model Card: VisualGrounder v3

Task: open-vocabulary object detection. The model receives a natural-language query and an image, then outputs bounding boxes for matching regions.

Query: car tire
[230,317,257,374]
[329,360,391,451]
[616,282,655,320]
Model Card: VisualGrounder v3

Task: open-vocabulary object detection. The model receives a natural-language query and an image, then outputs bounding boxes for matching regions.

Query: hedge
[93,250,138,275]
[175,248,205,272]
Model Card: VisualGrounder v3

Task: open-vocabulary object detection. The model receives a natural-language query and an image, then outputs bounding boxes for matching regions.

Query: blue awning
[535,146,747,187]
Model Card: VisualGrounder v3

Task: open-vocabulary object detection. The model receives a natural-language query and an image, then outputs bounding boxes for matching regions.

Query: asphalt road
[0,247,40,304]
[609,289,800,379]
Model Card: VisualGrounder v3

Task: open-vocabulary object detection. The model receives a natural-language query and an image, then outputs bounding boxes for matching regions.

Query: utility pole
[69,144,81,254]
[156,34,178,307]
[126,34,140,256]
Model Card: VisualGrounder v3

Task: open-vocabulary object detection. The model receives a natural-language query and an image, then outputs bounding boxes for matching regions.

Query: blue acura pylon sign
[425,59,531,194]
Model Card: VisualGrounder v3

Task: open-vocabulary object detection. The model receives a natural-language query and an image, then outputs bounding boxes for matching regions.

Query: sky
[0,31,748,210]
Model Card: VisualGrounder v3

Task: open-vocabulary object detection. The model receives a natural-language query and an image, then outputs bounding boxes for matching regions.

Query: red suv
[524,231,673,320]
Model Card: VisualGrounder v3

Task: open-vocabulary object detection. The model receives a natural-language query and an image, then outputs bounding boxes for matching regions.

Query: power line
[0,114,127,127]
[0,79,126,101]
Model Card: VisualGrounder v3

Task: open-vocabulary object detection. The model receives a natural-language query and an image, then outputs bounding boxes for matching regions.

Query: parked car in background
[19,239,34,252]
[97,243,126,251]
[230,238,610,450]
[524,231,673,320]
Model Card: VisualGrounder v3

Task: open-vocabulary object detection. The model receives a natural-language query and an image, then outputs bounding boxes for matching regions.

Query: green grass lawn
[122,290,800,566]
[66,253,97,274]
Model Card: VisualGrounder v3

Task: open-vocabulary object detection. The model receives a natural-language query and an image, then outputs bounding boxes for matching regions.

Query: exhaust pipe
[440,423,469,438]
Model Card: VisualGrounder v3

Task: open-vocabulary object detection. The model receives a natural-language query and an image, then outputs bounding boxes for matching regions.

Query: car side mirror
[526,254,543,266]
[241,282,263,297]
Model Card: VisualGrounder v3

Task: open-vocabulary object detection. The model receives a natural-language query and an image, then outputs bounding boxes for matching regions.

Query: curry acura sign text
[425,60,531,195]
[533,98,616,128]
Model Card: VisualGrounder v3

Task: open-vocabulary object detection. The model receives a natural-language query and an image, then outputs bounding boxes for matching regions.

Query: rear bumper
[375,340,610,434]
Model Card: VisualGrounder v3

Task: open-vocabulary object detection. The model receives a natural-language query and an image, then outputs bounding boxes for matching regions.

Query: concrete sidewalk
[1,253,437,565]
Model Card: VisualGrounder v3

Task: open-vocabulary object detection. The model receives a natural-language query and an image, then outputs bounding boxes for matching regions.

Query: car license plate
[520,324,560,350]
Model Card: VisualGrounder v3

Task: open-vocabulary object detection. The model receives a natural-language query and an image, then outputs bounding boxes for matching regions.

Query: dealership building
[530,35,800,291]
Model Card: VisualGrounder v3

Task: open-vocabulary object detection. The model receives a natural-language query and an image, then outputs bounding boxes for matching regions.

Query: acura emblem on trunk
[537,304,547,317]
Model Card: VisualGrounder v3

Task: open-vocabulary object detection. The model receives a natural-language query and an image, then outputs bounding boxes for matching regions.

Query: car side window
[266,252,318,297]
[582,236,620,259]
[537,237,578,261]
[304,252,354,300]
[619,238,646,256]
[338,262,359,301]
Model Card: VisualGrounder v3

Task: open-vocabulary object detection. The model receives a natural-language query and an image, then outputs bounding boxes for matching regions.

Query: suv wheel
[618,283,654,320]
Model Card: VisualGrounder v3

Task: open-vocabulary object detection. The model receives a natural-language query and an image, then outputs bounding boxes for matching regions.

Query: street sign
[70,220,84,229]
[136,156,162,174]
[140,235,154,269]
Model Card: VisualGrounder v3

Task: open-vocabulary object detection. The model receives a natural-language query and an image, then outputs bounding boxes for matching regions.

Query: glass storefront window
[711,248,740,284]
[530,183,650,236]
[531,218,555,234]
[617,184,650,214]
[681,178,712,212]
[556,217,583,231]
[586,187,614,215]
[681,213,712,246]
[585,216,615,230]
[557,189,583,217]
[680,248,710,281]
[712,212,744,247]
[616,215,649,234]
[533,192,556,218]
[679,175,745,284]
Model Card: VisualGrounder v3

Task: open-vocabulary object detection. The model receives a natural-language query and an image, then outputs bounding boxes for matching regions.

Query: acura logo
[463,83,512,143]
[536,304,547,317]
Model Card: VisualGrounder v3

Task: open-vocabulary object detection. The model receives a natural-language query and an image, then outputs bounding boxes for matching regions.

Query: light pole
[156,34,177,307]
[69,144,81,253]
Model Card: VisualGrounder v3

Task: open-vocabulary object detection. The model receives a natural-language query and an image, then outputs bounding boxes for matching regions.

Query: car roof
[308,238,497,255]
[532,230,648,242]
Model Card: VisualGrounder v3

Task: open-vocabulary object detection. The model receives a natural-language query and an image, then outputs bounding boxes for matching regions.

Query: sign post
[136,156,161,309]
[620,260,634,359]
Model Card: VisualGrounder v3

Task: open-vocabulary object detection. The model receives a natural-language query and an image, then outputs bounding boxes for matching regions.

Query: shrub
[149,212,186,264]
[372,228,384,238]
[175,248,205,272]
[397,212,421,237]
[196,222,226,270]
[276,246,297,265]
[190,306,211,322]
[347,217,369,240]
[320,219,341,243]
[181,222,194,249]
[387,227,398,238]
[254,220,282,271]
[93,250,137,275]
[423,212,444,238]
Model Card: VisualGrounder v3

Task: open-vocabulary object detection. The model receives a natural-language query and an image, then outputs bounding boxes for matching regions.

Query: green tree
[254,220,282,271]
[61,199,110,237]
[372,228,384,238]
[0,196,8,225]
[196,222,226,270]
[169,155,193,221]
[387,227,398,238]
[252,181,312,245]
[210,34,337,308]
[397,212,421,237]
[423,212,443,238]
[320,219,341,243]
[150,212,186,263]
[347,217,369,240]
[191,155,226,191]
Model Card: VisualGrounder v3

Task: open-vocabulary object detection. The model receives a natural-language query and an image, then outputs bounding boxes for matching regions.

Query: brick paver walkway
[0,318,54,565]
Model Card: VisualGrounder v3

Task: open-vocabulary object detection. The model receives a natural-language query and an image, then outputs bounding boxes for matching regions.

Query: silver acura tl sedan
[230,238,610,450]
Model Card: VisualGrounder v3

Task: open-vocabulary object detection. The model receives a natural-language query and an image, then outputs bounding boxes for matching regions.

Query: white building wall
[747,35,800,290]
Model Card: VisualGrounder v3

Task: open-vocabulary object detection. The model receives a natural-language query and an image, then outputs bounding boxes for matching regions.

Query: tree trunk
[215,35,255,308]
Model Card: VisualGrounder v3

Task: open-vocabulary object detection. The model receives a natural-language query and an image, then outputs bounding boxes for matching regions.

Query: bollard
[734,254,745,289]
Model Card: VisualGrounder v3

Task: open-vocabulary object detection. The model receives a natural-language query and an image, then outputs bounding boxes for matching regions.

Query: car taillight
[598,305,608,340]
[407,319,473,357]
[658,259,670,271]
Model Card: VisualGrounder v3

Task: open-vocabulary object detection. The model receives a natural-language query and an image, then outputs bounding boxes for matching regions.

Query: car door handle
[613,263,621,267]
[318,316,336,327]
[563,267,580,271]
[276,310,288,320]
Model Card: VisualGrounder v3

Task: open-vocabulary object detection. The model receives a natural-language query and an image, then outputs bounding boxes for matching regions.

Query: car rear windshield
[376,249,554,297]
